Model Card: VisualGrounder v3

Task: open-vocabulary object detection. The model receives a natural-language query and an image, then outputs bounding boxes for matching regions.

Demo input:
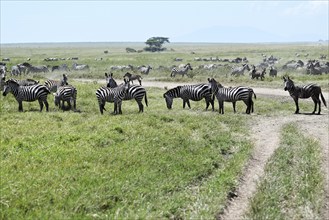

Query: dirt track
[76,78,329,218]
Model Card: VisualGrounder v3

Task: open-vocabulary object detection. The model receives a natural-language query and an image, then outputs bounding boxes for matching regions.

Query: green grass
[0,42,327,219]
[1,83,254,219]
[246,123,324,219]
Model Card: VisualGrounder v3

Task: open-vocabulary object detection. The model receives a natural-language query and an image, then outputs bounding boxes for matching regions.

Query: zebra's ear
[105,72,108,77]
[207,78,211,82]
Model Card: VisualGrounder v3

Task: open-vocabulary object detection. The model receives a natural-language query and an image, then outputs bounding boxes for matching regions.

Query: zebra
[105,72,118,88]
[2,79,50,112]
[163,84,214,110]
[0,65,6,90]
[208,78,256,114]
[95,79,130,114]
[123,72,142,86]
[139,65,152,75]
[54,85,77,111]
[26,65,49,74]
[283,76,327,114]
[8,78,39,86]
[44,74,68,92]
[231,64,250,76]
[170,63,193,77]
[105,73,148,113]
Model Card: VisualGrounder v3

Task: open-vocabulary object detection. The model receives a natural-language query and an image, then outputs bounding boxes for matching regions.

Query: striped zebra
[44,74,68,92]
[170,63,193,77]
[54,85,77,111]
[2,79,50,112]
[163,84,214,110]
[208,78,256,114]
[8,78,39,86]
[105,73,148,113]
[283,76,327,114]
[96,79,130,114]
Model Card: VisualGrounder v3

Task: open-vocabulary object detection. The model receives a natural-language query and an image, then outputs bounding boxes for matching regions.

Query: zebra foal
[96,79,130,114]
[54,85,77,111]
[163,83,214,110]
[208,78,256,114]
[283,76,327,114]
[2,79,50,112]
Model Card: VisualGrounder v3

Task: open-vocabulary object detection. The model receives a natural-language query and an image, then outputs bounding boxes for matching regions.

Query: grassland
[0,42,328,219]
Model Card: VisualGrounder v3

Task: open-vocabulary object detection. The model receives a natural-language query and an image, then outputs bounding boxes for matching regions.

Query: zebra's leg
[138,79,142,86]
[38,99,44,112]
[293,98,300,114]
[219,101,224,114]
[137,100,144,112]
[18,101,23,112]
[243,100,250,114]
[183,100,187,109]
[117,101,122,114]
[44,100,49,112]
[232,102,236,113]
[186,100,191,109]
[311,95,321,114]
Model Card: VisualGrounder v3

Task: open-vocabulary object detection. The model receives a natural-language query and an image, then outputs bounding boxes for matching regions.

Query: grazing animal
[26,65,49,74]
[2,79,50,112]
[170,63,193,77]
[269,66,278,77]
[231,64,250,76]
[251,66,266,80]
[9,78,39,86]
[44,74,68,92]
[283,76,327,114]
[123,72,142,86]
[72,63,89,71]
[163,84,214,110]
[95,79,130,114]
[140,65,152,75]
[208,78,256,114]
[52,64,70,72]
[0,65,6,90]
[54,85,77,111]
[105,73,148,113]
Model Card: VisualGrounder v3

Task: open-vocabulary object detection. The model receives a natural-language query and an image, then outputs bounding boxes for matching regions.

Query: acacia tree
[144,37,170,52]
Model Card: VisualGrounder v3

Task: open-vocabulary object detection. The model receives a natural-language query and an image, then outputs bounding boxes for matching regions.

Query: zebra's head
[105,72,118,88]
[208,78,220,95]
[185,63,193,70]
[283,76,294,91]
[163,86,181,109]
[2,79,18,96]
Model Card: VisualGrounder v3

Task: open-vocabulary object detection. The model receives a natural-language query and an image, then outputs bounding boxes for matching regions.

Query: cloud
[282,1,329,16]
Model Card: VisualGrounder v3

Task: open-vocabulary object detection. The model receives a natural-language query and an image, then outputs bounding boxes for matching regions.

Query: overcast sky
[1,0,328,44]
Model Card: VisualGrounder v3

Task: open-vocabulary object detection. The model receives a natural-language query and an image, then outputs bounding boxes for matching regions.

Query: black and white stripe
[170,63,193,77]
[163,83,214,110]
[105,73,148,113]
[2,79,50,112]
[283,76,327,114]
[44,74,68,92]
[208,78,256,114]
[96,79,130,114]
[8,78,39,86]
[54,85,77,111]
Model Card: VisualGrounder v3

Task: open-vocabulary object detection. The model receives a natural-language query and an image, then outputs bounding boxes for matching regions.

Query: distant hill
[173,25,325,43]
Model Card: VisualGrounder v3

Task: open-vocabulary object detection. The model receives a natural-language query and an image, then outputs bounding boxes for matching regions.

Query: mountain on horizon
[173,26,324,43]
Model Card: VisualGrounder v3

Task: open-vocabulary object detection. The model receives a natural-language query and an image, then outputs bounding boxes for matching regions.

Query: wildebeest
[123,72,142,85]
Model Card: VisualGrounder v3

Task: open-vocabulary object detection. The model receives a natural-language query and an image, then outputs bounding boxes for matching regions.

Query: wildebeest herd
[1,61,327,115]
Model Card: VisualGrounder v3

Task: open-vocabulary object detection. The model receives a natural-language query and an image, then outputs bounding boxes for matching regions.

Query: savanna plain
[0,42,328,219]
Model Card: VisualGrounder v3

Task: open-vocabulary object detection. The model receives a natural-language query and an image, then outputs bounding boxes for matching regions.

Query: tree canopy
[144,37,170,52]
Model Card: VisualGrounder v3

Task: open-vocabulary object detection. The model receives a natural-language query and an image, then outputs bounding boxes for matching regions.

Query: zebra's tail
[320,92,327,107]
[253,91,257,99]
[144,92,148,107]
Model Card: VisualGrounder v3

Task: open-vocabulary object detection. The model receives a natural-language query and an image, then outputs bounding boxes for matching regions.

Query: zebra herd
[1,71,327,115]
